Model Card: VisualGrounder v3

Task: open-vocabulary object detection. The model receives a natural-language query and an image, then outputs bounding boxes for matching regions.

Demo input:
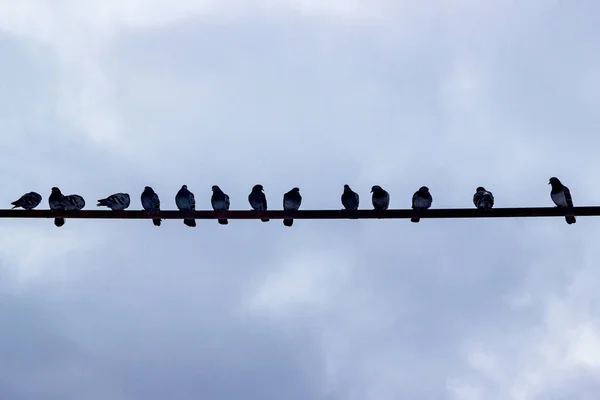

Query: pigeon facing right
[175,185,196,227]
[473,187,494,210]
[48,187,85,227]
[549,177,576,224]
[248,184,269,222]
[283,187,302,227]
[341,184,360,211]
[97,193,130,211]
[11,192,42,210]
[141,186,161,226]
[211,185,230,225]
[411,186,432,223]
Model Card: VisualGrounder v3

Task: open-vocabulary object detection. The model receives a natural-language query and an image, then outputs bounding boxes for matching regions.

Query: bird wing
[564,187,574,207]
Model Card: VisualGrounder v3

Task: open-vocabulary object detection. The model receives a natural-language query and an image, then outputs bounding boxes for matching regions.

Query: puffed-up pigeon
[211,185,230,225]
[371,185,390,215]
[341,184,359,212]
[549,177,576,224]
[175,185,196,227]
[473,187,494,209]
[48,187,85,227]
[141,186,161,226]
[411,186,432,223]
[283,187,302,227]
[248,184,269,222]
[97,193,130,211]
[11,192,42,210]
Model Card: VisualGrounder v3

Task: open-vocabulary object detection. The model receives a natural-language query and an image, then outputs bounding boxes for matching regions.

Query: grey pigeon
[283,187,302,227]
[11,192,42,210]
[549,177,576,224]
[473,186,494,209]
[411,186,432,223]
[48,187,85,227]
[248,184,269,222]
[211,185,230,225]
[175,185,196,227]
[97,193,130,211]
[341,184,360,212]
[371,185,390,213]
[141,186,161,226]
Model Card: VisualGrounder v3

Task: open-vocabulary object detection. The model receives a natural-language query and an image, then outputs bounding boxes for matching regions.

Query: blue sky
[1,1,600,399]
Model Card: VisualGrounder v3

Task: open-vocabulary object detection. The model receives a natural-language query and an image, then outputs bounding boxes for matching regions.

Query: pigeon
[141,186,161,226]
[248,184,269,222]
[341,184,360,212]
[11,192,42,210]
[473,186,494,209]
[283,187,302,227]
[211,185,230,225]
[48,187,85,227]
[97,193,130,211]
[549,177,576,224]
[371,185,390,214]
[175,185,196,227]
[411,186,432,223]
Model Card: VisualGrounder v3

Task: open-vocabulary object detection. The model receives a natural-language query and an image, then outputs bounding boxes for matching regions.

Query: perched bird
[341,184,360,212]
[473,187,494,209]
[549,177,576,224]
[48,187,85,227]
[141,186,161,226]
[175,185,196,227]
[371,185,390,213]
[11,192,42,210]
[411,186,433,223]
[211,185,230,225]
[248,184,269,222]
[97,193,130,211]
[283,187,302,227]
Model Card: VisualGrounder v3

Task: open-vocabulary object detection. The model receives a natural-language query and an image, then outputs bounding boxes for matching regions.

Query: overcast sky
[1,1,600,399]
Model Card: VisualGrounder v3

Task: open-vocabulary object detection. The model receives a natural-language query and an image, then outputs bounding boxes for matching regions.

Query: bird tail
[218,219,228,225]
[54,217,65,227]
[152,218,161,226]
[97,199,107,207]
[261,218,270,222]
[283,218,293,227]
[11,202,19,209]
[411,217,420,223]
[566,215,576,224]
[184,218,196,227]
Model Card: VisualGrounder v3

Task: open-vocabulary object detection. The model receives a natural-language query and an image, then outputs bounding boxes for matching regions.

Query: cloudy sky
[1,1,600,399]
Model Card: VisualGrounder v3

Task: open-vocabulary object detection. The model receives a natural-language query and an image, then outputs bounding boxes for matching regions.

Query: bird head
[549,177,560,185]
[371,185,382,193]
[419,186,429,193]
[344,184,351,190]
[476,186,486,192]
[144,186,153,192]
[51,187,61,194]
[181,185,187,189]
[212,185,220,192]
[292,187,300,192]
[252,184,264,192]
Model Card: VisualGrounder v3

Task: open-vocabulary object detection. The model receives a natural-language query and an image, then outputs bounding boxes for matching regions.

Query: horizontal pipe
[0,207,593,219]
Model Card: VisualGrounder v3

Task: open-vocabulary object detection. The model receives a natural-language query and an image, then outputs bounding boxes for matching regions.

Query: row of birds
[9,177,576,227]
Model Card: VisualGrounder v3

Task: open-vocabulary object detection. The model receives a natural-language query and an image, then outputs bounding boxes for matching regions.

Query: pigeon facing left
[248,184,269,222]
[176,185,196,227]
[11,192,42,210]
[283,187,302,227]
[141,186,161,226]
[473,187,494,210]
[97,193,130,211]
[411,186,432,223]
[48,187,85,227]
[211,185,230,225]
[549,177,576,224]
[371,185,390,211]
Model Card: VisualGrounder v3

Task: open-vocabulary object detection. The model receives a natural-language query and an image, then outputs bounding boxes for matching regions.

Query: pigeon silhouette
[549,177,576,224]
[283,187,302,227]
[97,193,130,211]
[473,187,494,210]
[341,184,360,212]
[248,184,269,222]
[11,192,42,210]
[211,185,230,225]
[48,187,85,227]
[176,185,196,227]
[371,185,390,217]
[141,186,161,226]
[411,186,432,223]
